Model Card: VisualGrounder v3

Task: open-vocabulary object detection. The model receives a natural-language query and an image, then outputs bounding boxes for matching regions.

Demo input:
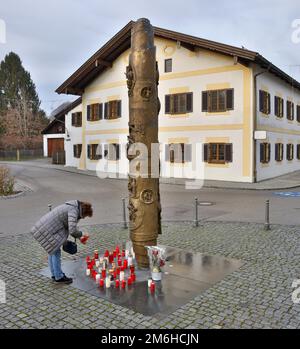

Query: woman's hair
[79,202,93,218]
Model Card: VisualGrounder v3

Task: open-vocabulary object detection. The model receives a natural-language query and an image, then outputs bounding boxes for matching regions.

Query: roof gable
[56,21,300,94]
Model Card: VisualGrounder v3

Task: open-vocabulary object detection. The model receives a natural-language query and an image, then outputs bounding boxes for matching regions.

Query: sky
[0,0,299,115]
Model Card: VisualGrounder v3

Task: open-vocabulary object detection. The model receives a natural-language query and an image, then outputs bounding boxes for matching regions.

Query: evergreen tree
[0,52,47,148]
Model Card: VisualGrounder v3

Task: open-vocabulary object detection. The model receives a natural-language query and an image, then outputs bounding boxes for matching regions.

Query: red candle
[150,281,155,293]
[92,270,97,280]
[121,266,125,272]
[116,246,120,254]
[86,256,91,264]
[99,278,104,287]
[109,254,114,264]
[104,250,109,257]
[122,250,125,258]
[101,269,106,278]
[94,250,99,260]
[116,267,120,275]
[115,279,120,288]
[130,265,135,273]
[123,260,128,269]
[118,259,122,267]
[121,280,126,289]
[131,273,136,282]
[113,270,117,279]
[113,250,117,258]
[128,276,132,285]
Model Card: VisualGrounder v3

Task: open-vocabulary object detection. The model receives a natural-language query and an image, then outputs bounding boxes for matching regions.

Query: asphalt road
[1,162,300,236]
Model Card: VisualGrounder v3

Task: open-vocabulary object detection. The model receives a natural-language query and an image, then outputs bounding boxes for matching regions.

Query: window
[87,103,102,121]
[260,143,270,163]
[71,112,82,127]
[104,100,121,120]
[87,144,102,160]
[202,89,234,113]
[297,105,300,123]
[104,143,120,160]
[73,144,82,159]
[287,143,294,161]
[259,90,271,114]
[165,93,193,114]
[164,59,172,73]
[165,143,192,163]
[274,96,284,118]
[287,101,294,121]
[203,143,233,164]
[275,143,284,161]
[297,144,300,160]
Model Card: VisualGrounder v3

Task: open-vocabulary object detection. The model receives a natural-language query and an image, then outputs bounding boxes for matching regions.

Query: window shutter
[274,96,278,117]
[165,95,171,114]
[267,143,270,162]
[87,105,91,121]
[116,144,120,160]
[98,104,103,120]
[225,143,233,162]
[87,145,91,159]
[260,143,265,163]
[297,105,300,122]
[267,93,271,114]
[203,143,208,162]
[78,112,82,127]
[297,144,300,160]
[117,100,122,118]
[292,103,295,120]
[259,90,264,112]
[95,144,102,160]
[291,144,294,159]
[184,144,192,162]
[202,91,208,112]
[186,93,193,113]
[226,89,234,110]
[104,103,108,119]
[275,144,279,161]
[104,144,108,159]
[71,113,75,126]
[73,145,76,158]
[165,144,170,161]
[78,145,82,158]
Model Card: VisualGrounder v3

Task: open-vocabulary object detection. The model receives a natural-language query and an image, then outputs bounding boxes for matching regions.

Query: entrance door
[47,138,64,158]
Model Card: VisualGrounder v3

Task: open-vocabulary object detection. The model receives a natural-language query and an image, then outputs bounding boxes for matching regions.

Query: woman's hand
[80,232,89,244]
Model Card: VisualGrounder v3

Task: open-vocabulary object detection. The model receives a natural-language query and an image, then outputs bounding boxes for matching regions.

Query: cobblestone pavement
[0,221,300,329]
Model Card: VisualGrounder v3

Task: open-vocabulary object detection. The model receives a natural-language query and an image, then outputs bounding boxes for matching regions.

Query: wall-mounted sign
[254,131,267,140]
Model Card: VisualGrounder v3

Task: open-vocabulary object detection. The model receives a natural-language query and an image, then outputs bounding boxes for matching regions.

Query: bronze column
[126,18,161,269]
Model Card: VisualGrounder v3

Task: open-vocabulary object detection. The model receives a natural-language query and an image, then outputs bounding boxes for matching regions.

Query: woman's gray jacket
[31,200,83,255]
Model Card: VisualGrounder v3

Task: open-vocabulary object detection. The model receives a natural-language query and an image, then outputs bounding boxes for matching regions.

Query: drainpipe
[253,68,270,183]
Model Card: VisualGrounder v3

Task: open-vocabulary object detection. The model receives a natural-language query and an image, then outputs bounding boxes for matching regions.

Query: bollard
[194,197,199,227]
[16,150,20,161]
[122,198,128,229]
[264,200,270,231]
[48,204,52,212]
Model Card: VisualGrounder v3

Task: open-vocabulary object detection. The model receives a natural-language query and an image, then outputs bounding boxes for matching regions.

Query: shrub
[0,166,15,196]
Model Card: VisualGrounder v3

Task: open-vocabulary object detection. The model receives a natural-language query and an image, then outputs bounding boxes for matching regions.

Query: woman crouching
[31,200,92,284]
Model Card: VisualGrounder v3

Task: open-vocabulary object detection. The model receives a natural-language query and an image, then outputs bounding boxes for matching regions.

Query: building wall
[65,104,82,167]
[75,37,254,183]
[43,134,65,157]
[255,70,300,181]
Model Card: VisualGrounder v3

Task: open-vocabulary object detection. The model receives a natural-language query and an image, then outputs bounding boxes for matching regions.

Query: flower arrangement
[146,246,166,280]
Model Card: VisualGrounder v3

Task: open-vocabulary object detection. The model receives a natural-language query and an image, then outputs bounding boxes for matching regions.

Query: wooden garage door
[47,138,64,158]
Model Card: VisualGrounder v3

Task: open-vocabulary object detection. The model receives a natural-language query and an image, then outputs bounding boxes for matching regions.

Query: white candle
[105,277,111,288]
[95,274,100,284]
[120,271,125,281]
[86,269,90,276]
[148,279,152,288]
[128,256,133,266]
